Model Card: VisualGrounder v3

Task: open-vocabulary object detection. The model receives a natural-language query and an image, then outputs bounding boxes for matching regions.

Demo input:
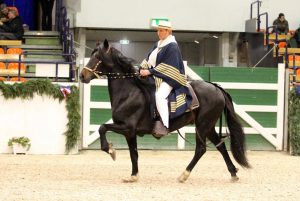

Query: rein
[83,66,140,79]
[83,45,140,79]
[83,60,140,79]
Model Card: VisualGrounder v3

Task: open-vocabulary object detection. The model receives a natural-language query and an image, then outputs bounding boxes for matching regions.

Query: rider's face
[157,28,171,40]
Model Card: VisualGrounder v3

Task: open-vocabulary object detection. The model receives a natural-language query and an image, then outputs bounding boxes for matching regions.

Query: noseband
[83,59,103,79]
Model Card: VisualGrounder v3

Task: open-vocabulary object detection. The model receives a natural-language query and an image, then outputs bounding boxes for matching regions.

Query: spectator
[293,26,300,48]
[0,9,24,40]
[0,3,9,23]
[39,0,55,31]
[273,13,289,34]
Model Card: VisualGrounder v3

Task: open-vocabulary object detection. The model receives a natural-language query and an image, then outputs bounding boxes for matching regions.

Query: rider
[140,20,192,135]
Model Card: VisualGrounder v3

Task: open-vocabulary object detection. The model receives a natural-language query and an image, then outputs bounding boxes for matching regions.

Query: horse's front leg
[122,134,139,183]
[98,123,129,160]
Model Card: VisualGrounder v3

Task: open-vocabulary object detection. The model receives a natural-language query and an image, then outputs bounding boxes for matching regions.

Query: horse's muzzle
[79,72,90,83]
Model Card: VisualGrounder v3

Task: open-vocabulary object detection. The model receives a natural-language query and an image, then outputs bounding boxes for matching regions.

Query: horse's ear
[103,39,109,49]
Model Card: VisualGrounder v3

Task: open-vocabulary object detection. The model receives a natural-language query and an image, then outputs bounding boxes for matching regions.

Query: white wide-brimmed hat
[157,21,172,30]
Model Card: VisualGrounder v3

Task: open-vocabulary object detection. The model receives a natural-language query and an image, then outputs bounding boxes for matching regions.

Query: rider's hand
[140,69,151,76]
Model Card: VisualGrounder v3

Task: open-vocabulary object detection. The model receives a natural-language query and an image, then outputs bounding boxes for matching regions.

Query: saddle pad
[187,83,199,111]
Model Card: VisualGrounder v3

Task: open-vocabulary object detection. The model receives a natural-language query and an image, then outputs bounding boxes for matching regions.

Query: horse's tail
[222,89,251,168]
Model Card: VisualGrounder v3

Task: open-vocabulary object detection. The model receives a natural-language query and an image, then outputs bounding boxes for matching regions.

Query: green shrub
[8,136,31,148]
[288,88,300,156]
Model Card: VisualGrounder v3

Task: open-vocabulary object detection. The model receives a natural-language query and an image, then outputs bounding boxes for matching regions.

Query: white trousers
[155,81,173,128]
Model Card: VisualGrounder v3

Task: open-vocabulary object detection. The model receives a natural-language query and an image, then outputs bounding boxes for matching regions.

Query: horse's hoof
[178,170,190,183]
[231,176,239,182]
[122,175,139,183]
[108,143,116,161]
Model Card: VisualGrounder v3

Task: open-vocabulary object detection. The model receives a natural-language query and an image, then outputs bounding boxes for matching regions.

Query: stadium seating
[289,55,300,61]
[7,48,22,55]
[278,41,287,48]
[10,77,26,82]
[7,63,25,71]
[0,47,23,60]
[0,62,5,69]
[268,33,290,41]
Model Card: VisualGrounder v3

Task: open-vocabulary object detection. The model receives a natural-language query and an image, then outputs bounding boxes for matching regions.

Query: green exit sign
[150,18,169,28]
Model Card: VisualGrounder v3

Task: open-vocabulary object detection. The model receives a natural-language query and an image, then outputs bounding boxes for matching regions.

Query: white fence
[81,64,286,150]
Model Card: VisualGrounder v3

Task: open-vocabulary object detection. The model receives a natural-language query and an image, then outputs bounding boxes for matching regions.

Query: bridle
[83,60,103,79]
[83,47,140,79]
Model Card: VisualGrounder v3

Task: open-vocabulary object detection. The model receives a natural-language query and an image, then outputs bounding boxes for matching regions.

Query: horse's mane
[110,47,137,73]
[109,47,154,108]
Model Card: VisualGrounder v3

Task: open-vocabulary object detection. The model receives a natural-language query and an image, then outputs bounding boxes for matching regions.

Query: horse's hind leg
[178,128,207,183]
[207,129,239,181]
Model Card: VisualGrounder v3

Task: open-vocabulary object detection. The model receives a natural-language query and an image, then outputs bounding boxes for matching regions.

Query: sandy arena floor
[0,150,300,201]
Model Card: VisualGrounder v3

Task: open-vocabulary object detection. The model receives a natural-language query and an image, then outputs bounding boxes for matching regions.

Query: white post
[276,63,285,150]
[177,128,186,149]
[82,82,91,148]
[81,58,92,148]
[283,68,290,151]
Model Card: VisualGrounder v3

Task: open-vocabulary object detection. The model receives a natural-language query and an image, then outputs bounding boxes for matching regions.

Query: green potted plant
[8,136,31,155]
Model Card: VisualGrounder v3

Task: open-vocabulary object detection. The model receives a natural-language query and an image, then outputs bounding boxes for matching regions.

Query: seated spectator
[7,6,19,16]
[0,9,24,40]
[293,26,300,48]
[273,13,289,34]
[0,3,8,23]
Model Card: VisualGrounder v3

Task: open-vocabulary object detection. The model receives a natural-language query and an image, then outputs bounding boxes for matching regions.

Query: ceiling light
[212,35,218,39]
[120,39,130,45]
[194,40,199,44]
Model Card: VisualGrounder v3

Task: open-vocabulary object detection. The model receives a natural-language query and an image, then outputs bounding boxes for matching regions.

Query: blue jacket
[147,42,192,119]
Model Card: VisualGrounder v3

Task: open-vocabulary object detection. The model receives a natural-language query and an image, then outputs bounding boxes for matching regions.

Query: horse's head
[80,39,114,83]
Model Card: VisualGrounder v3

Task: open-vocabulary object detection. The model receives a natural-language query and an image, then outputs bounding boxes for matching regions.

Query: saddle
[152,84,199,138]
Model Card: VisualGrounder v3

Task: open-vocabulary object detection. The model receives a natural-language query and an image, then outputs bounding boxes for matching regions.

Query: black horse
[80,40,250,183]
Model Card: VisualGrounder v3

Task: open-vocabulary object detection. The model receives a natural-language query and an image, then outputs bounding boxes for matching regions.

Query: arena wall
[69,0,300,31]
[0,86,78,155]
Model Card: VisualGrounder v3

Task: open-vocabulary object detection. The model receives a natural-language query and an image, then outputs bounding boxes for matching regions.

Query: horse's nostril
[79,74,84,80]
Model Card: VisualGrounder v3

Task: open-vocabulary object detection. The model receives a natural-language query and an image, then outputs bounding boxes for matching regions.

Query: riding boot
[152,120,169,138]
